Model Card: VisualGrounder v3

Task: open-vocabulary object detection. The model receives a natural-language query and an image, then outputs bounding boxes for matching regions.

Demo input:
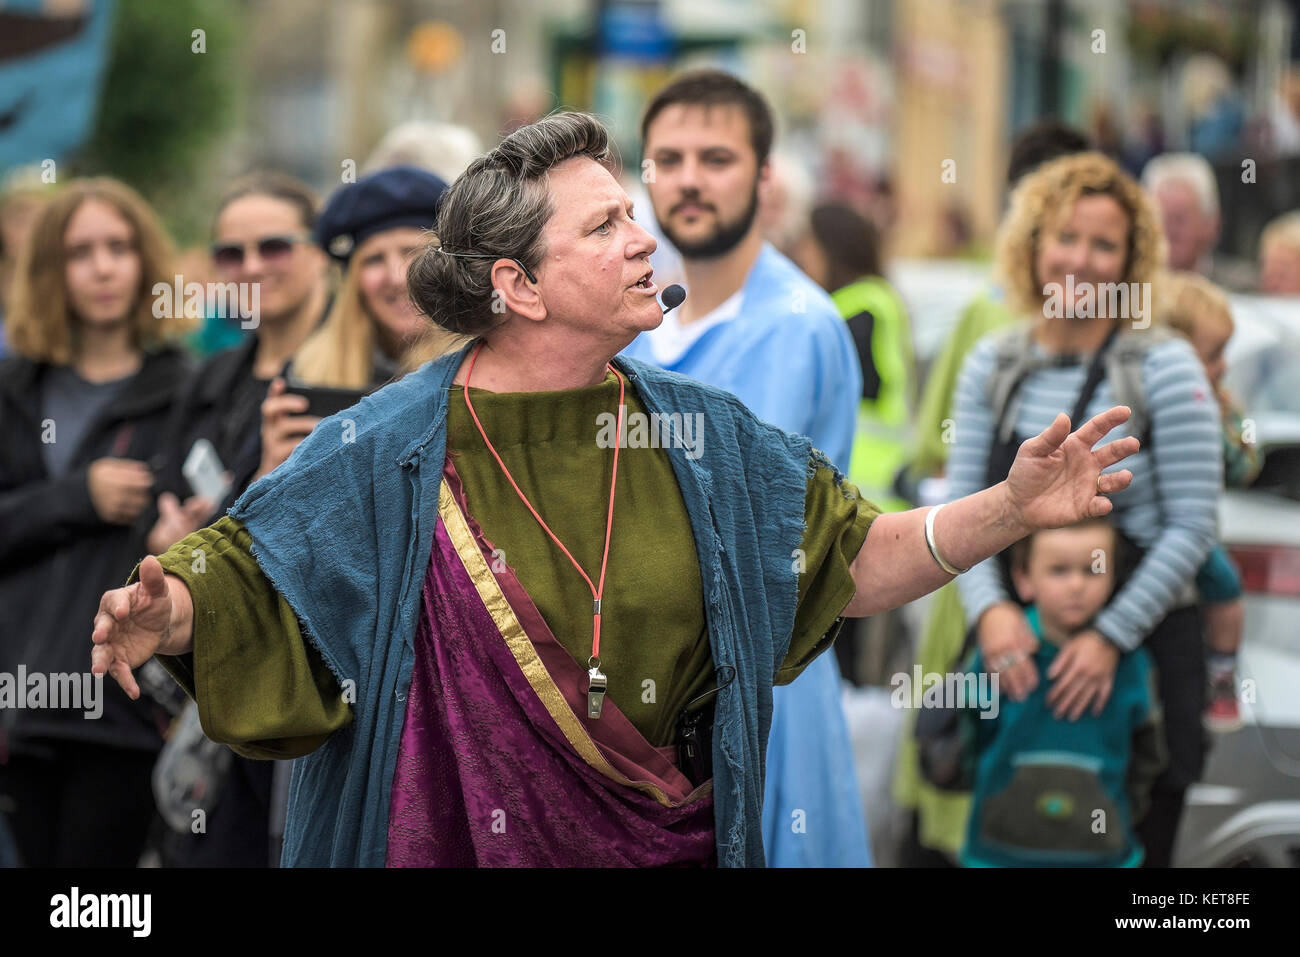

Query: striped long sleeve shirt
[949,331,1222,651]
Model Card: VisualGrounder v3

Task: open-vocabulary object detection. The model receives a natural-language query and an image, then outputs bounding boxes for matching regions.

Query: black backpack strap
[1069,325,1122,428]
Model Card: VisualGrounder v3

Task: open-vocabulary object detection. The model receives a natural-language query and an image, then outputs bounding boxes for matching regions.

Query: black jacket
[155,335,268,518]
[0,347,192,754]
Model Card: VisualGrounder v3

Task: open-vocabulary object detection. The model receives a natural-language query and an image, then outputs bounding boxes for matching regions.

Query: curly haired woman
[947,152,1222,867]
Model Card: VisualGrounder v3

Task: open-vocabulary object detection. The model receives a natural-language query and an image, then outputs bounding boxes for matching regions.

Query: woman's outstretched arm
[843,406,1139,618]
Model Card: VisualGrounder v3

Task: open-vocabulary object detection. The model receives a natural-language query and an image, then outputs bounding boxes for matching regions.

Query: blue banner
[0,0,117,170]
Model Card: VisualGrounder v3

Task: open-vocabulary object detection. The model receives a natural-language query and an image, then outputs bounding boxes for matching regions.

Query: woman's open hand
[90,555,187,698]
[1004,406,1139,532]
[1046,629,1121,720]
[977,601,1040,701]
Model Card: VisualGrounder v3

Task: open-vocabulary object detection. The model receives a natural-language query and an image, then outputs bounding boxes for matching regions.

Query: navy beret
[315,165,449,264]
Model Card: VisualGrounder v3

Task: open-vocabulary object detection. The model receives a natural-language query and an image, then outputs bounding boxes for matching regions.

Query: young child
[1158,272,1261,732]
[960,518,1167,867]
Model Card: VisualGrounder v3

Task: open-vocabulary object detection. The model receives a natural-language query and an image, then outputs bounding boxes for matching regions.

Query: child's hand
[1046,629,1120,720]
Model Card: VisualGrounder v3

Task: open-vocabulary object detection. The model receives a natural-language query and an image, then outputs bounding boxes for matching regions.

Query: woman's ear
[489,259,545,323]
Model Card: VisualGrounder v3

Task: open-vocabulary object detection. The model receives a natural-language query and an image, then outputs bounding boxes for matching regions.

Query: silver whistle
[587,664,607,719]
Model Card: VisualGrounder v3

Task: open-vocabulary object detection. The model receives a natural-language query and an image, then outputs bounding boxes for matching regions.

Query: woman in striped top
[949,152,1222,866]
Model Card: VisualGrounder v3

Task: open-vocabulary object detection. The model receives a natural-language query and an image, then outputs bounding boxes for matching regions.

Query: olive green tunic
[152,371,879,754]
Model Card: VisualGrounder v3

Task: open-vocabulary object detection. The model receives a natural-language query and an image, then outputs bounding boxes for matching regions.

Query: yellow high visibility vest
[832,276,915,511]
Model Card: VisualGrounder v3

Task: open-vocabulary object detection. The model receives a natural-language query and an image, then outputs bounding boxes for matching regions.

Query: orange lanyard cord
[461,341,625,661]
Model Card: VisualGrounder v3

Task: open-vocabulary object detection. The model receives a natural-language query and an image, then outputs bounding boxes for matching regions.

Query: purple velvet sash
[385,460,715,866]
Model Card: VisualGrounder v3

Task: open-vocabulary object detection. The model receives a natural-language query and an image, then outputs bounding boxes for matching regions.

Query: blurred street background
[2,0,1299,870]
[4,0,1299,270]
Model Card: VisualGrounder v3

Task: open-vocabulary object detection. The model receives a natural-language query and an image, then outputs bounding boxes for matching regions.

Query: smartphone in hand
[282,384,372,419]
[182,438,232,504]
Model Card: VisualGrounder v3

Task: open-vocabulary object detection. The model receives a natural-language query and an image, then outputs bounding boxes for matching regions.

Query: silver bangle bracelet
[925,503,969,576]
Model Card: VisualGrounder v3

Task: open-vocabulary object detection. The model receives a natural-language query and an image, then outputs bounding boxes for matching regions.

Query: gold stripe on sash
[438,479,708,808]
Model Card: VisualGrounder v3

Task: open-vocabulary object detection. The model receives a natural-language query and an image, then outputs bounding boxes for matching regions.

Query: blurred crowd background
[4,0,1300,272]
[1,0,1299,871]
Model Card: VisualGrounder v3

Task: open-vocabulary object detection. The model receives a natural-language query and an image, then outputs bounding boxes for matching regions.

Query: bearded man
[625,69,869,866]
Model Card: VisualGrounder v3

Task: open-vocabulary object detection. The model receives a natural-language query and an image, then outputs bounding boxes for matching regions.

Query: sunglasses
[211,234,311,269]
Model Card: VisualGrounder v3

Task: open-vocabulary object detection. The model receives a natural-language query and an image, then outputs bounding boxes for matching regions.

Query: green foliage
[1125,6,1252,72]
[75,0,244,245]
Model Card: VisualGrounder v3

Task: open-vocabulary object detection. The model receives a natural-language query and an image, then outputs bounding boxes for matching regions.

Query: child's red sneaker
[1204,671,1243,733]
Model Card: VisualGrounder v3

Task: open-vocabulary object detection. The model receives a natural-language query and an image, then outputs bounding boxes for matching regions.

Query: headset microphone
[660,284,686,314]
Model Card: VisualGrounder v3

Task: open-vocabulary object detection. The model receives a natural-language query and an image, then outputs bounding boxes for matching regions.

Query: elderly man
[1141,152,1222,275]
[1259,210,1300,296]
[91,112,1139,868]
